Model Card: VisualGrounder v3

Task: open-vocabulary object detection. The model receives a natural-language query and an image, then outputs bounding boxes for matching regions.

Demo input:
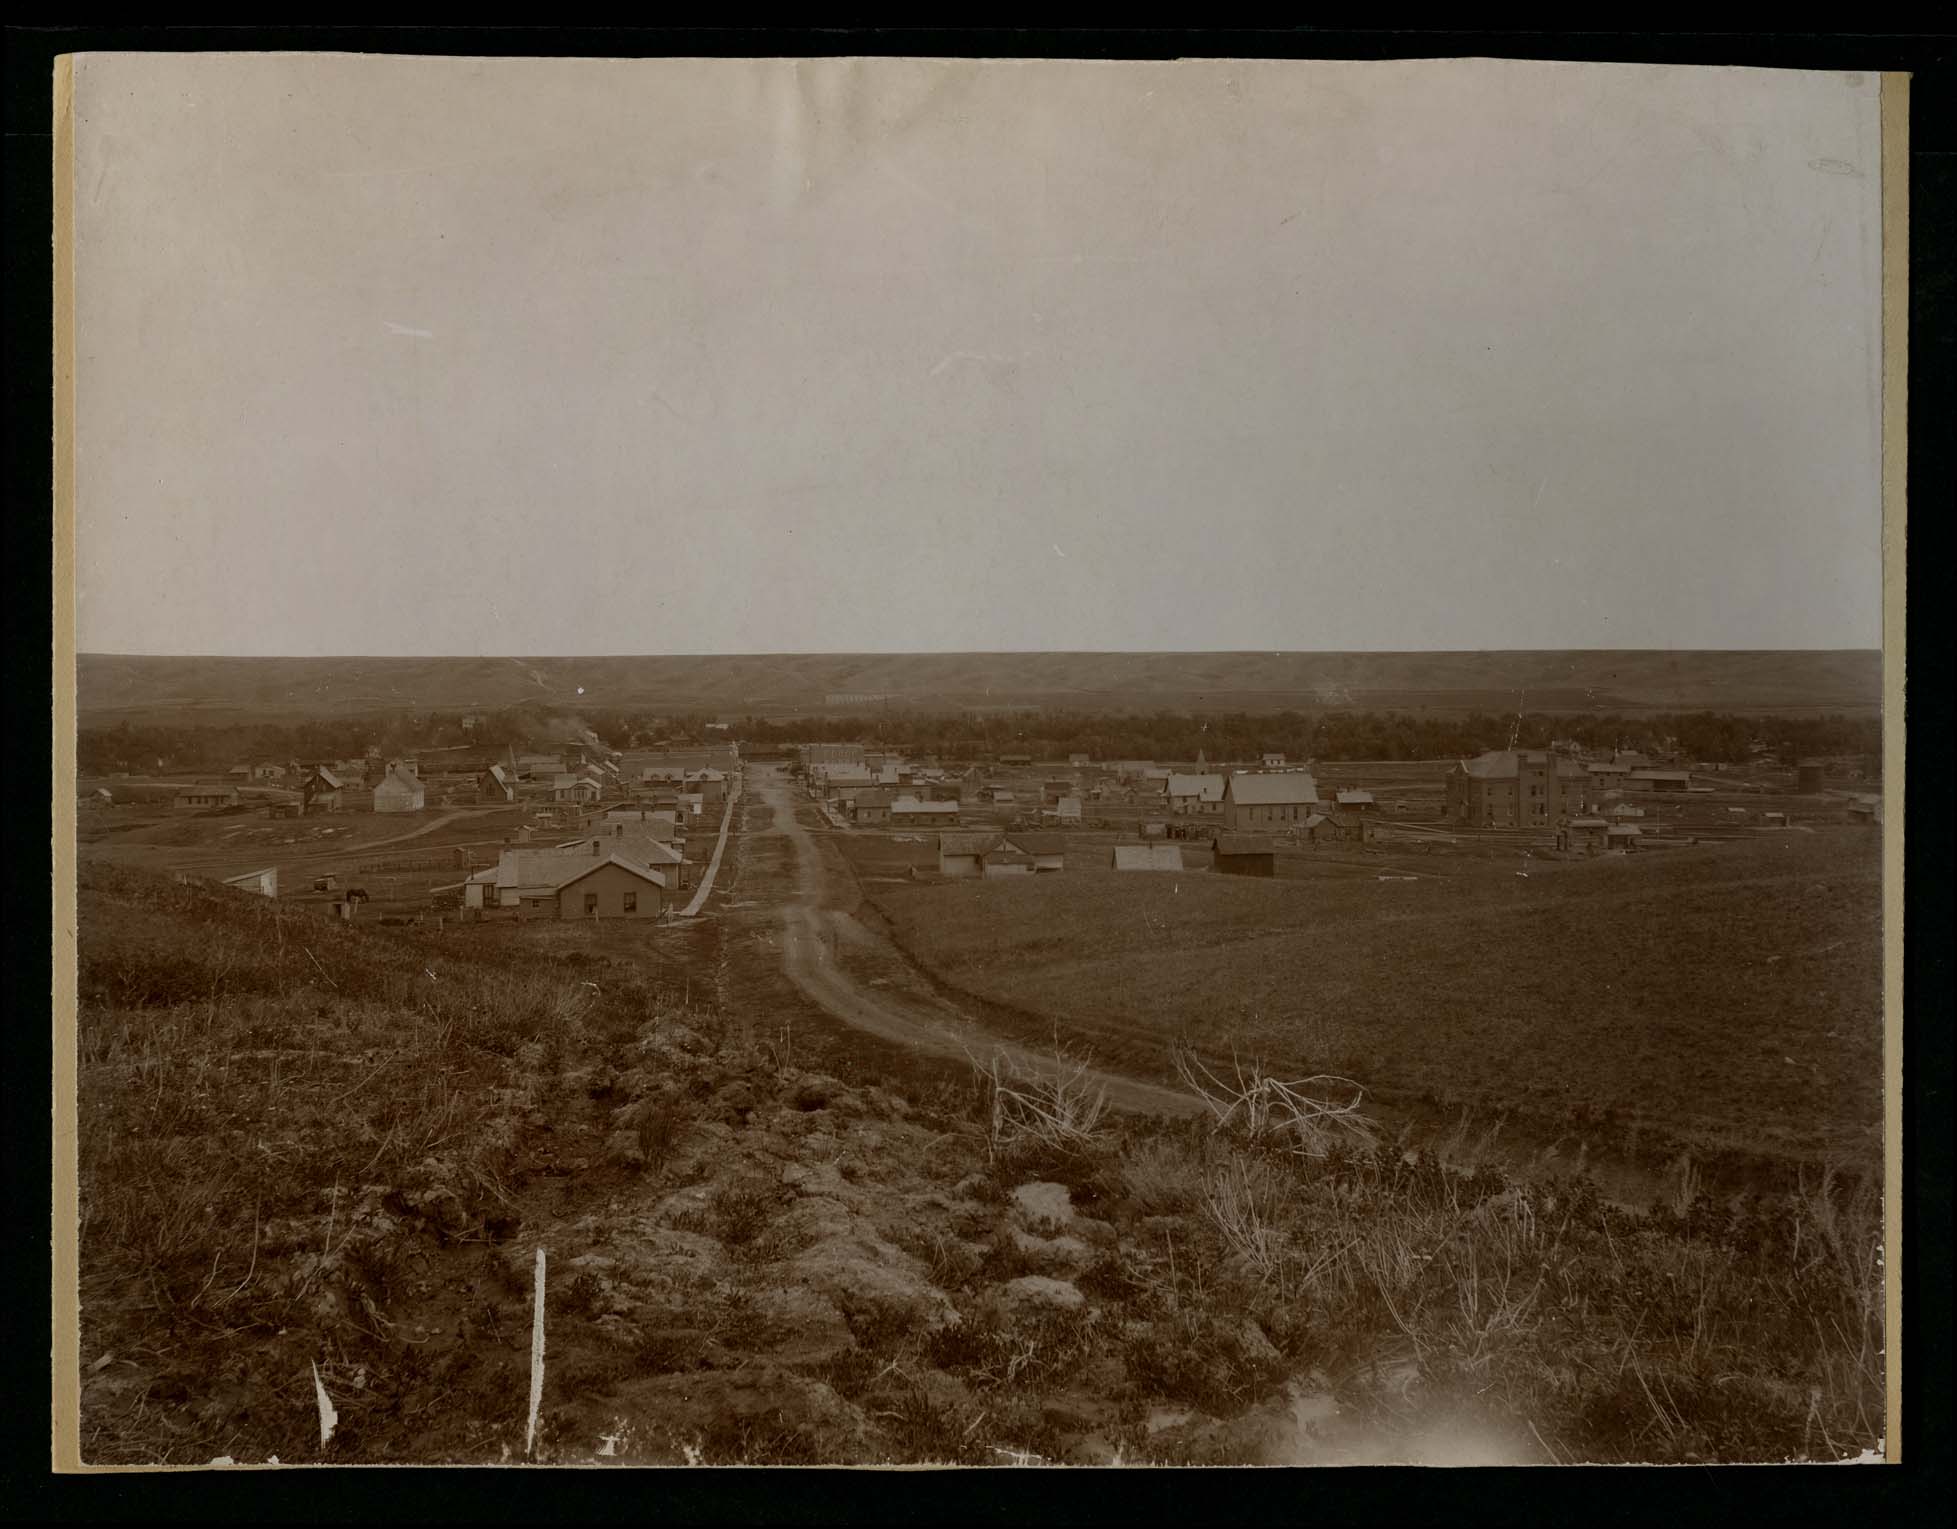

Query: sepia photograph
[52,47,1904,1471]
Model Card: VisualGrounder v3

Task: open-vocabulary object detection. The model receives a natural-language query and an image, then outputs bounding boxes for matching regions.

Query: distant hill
[75,650,1883,724]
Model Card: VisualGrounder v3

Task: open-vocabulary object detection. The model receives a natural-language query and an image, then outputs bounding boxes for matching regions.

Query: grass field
[72,857,1885,1464]
[861,832,1884,1168]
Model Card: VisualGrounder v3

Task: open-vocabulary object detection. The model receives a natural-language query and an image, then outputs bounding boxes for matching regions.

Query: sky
[70,54,1887,657]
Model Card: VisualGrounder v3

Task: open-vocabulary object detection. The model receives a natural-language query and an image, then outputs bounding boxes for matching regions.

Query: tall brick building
[1443,749,1592,827]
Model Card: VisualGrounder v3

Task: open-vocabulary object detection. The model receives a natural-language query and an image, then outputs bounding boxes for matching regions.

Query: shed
[222,867,278,898]
[1113,843,1184,872]
[1211,833,1277,877]
[1055,796,1082,822]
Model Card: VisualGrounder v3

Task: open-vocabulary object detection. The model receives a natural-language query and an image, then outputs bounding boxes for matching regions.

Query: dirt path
[752,769,1201,1118]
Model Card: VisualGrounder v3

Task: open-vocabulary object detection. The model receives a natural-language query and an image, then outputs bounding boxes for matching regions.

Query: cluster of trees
[79,702,1879,777]
[734,708,1880,766]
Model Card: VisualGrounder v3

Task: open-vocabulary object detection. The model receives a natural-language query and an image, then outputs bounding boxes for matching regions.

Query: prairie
[861,832,1884,1168]
[72,847,1884,1465]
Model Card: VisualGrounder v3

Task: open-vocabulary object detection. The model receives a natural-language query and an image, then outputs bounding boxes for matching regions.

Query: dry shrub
[969,1045,1110,1166]
[1172,1045,1380,1159]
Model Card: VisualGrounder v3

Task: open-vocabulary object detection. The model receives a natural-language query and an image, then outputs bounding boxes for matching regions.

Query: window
[584,892,599,915]
[623,891,638,913]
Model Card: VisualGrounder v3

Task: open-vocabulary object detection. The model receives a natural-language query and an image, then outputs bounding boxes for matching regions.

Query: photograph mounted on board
[53,51,1903,1468]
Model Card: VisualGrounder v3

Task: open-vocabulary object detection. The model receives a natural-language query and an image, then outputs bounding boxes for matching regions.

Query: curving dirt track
[750,768,1201,1118]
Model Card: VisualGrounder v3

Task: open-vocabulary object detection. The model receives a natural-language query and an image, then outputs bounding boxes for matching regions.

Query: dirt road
[751,769,1200,1118]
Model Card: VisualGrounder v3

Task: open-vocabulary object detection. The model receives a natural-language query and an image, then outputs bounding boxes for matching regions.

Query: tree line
[77,703,1878,778]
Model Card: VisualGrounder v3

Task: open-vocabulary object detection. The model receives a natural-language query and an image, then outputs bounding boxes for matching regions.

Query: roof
[892,800,959,814]
[939,831,1003,857]
[1302,813,1332,830]
[1114,843,1184,871]
[1568,817,1608,828]
[1056,797,1082,813]
[551,855,670,893]
[1212,834,1277,856]
[223,868,273,885]
[1225,772,1321,806]
[1003,832,1066,856]
[311,767,345,789]
[1607,824,1642,837]
[1167,773,1226,801]
[1585,761,1631,773]
[1628,770,1692,782]
[376,766,423,794]
[1335,790,1374,805]
[987,850,1036,868]
[1458,751,1590,780]
[499,849,668,892]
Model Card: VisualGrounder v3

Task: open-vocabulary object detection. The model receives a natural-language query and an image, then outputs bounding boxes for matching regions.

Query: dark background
[7,26,1949,1525]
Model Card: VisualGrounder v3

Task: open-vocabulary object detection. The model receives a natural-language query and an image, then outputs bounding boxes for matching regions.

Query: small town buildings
[1004,832,1066,872]
[937,831,996,878]
[1334,790,1376,812]
[558,830,688,889]
[1221,771,1321,830]
[1068,753,1091,767]
[1443,751,1588,827]
[1607,802,1646,821]
[551,774,600,805]
[987,788,1015,805]
[1262,753,1287,767]
[850,790,894,825]
[249,761,284,782]
[1301,810,1372,845]
[303,766,345,812]
[174,785,239,811]
[1628,770,1691,793]
[892,799,960,828]
[800,742,866,769]
[1054,796,1082,823]
[222,867,278,898]
[467,847,668,917]
[373,764,427,813]
[1211,833,1277,877]
[686,768,728,804]
[1113,842,1184,872]
[934,830,1069,878]
[1557,817,1610,855]
[542,856,668,920]
[1606,824,1642,850]
[1584,761,1632,787]
[1167,773,1227,816]
[479,763,516,803]
[998,752,1034,768]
